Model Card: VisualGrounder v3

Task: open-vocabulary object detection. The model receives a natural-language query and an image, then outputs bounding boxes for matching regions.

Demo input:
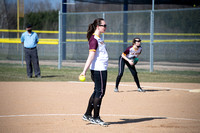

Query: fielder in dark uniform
[21,24,41,78]
[114,37,145,92]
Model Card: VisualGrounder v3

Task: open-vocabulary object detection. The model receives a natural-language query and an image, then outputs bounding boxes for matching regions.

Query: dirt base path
[0,82,200,133]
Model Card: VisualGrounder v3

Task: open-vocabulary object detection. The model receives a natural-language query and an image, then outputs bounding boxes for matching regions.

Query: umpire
[21,24,41,78]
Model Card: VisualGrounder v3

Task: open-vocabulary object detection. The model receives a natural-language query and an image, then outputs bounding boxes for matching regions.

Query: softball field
[0,82,200,133]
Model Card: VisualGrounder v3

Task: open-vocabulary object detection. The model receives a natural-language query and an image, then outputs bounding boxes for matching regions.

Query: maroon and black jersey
[123,45,142,59]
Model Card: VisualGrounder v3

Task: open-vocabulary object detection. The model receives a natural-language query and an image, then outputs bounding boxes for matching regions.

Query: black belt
[24,47,36,50]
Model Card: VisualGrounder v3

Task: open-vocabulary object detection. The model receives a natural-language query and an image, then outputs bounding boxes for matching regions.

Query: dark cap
[26,24,32,28]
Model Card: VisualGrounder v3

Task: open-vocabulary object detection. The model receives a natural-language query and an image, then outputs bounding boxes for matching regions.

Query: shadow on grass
[108,117,166,125]
[41,75,65,78]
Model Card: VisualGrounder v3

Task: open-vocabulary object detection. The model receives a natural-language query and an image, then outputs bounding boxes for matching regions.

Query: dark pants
[91,70,107,98]
[115,56,141,89]
[85,70,107,118]
[24,47,41,77]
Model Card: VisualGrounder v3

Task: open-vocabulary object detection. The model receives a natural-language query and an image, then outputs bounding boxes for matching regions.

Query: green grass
[0,63,200,83]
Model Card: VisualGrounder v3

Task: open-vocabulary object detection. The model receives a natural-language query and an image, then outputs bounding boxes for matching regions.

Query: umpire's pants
[24,47,41,77]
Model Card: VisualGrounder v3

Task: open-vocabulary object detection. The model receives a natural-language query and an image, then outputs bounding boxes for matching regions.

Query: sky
[6,0,79,13]
[6,0,61,11]
[25,0,61,10]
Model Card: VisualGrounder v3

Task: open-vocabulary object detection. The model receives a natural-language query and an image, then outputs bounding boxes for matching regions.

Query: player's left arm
[122,53,134,66]
[35,33,39,44]
[136,48,142,56]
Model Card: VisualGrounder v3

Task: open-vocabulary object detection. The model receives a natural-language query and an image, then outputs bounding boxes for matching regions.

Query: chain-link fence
[60,8,200,62]
[0,8,200,68]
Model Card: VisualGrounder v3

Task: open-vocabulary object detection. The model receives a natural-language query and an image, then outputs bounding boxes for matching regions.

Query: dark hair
[133,37,141,43]
[26,24,32,28]
[87,18,104,41]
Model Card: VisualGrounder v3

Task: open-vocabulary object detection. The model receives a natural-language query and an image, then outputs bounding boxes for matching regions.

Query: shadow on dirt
[108,117,166,125]
[126,89,170,92]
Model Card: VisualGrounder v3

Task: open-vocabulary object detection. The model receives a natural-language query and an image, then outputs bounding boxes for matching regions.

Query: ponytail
[87,23,95,41]
[87,18,104,41]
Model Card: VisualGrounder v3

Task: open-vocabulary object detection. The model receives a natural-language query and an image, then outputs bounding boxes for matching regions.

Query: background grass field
[0,63,200,83]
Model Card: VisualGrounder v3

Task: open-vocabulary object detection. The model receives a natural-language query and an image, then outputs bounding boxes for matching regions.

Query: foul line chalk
[0,113,199,122]
[189,89,200,93]
[67,81,191,91]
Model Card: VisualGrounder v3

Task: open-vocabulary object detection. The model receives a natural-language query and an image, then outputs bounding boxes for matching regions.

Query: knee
[95,90,105,98]
[118,72,123,77]
[133,71,138,77]
[135,71,138,75]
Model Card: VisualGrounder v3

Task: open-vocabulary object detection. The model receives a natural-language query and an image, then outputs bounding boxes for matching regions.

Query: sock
[93,97,102,118]
[85,95,94,116]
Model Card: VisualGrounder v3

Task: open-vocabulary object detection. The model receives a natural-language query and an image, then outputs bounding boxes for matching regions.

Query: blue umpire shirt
[21,31,39,48]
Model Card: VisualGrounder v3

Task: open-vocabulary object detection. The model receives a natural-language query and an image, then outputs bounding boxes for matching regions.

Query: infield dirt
[0,82,200,133]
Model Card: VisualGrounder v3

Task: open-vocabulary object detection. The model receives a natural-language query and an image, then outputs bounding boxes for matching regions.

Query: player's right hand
[128,60,134,66]
[79,72,86,77]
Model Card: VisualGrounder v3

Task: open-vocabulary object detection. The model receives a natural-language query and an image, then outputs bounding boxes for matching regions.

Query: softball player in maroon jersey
[114,37,145,92]
[80,18,109,126]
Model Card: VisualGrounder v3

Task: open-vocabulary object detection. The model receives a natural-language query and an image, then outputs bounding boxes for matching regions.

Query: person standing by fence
[21,24,41,78]
[114,37,145,92]
[80,18,109,126]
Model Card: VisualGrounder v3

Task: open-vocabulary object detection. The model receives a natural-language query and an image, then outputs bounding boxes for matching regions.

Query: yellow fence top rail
[0,38,200,45]
[1,29,200,36]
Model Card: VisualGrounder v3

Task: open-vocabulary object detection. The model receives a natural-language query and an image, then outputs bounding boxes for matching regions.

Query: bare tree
[0,0,8,29]
[25,0,53,13]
